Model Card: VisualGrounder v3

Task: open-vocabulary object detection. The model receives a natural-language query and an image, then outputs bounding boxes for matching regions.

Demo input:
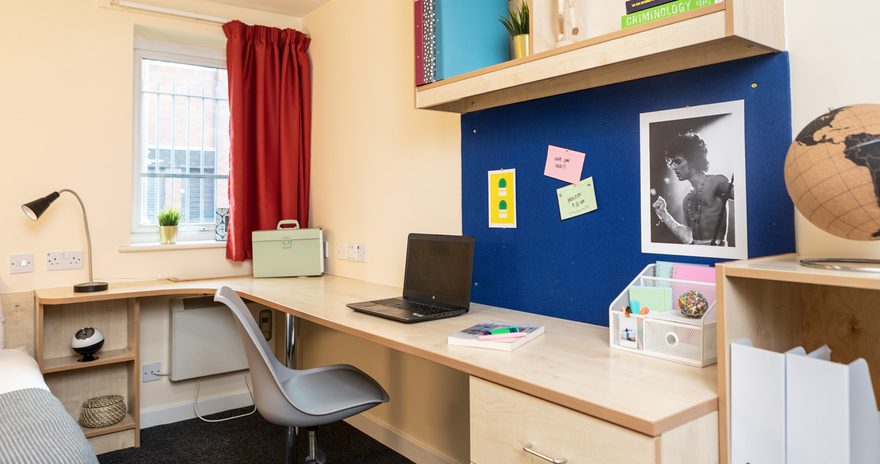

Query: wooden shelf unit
[36,296,141,452]
[717,254,880,464]
[415,0,784,113]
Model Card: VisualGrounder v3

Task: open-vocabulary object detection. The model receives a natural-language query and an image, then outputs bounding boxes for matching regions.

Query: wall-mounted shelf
[415,0,784,113]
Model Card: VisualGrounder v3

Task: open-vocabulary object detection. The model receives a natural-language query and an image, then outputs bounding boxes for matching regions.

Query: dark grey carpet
[98,408,414,464]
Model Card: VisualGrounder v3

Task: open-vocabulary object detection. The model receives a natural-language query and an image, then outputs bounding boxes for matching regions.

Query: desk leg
[285,313,297,369]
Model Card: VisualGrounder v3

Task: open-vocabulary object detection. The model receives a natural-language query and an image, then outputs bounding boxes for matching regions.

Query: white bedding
[0,349,49,395]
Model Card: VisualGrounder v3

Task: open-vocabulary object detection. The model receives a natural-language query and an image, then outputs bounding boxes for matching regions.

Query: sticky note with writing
[543,145,586,184]
[557,177,598,220]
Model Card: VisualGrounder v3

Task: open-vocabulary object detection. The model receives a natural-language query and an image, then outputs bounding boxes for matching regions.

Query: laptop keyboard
[373,298,452,315]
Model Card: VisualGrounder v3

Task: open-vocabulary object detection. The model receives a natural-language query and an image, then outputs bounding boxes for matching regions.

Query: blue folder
[435,0,509,80]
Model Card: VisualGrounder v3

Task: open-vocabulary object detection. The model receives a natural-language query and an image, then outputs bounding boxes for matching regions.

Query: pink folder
[672,264,716,305]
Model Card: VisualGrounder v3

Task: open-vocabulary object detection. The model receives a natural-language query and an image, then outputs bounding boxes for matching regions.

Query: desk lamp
[21,189,108,293]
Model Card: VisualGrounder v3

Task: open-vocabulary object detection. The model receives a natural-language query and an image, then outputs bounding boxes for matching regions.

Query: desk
[35,275,718,462]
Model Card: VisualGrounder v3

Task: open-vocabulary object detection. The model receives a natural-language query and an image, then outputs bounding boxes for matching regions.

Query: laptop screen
[402,234,475,309]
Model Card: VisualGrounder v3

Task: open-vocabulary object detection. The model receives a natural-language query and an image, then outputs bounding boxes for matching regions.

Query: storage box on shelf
[717,254,880,464]
[609,264,717,367]
[35,296,140,454]
[415,0,784,113]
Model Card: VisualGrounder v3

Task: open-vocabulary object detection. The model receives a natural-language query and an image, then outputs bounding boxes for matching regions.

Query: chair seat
[282,364,389,417]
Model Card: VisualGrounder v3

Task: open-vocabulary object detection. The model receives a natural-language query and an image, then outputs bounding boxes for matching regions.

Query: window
[132,42,229,243]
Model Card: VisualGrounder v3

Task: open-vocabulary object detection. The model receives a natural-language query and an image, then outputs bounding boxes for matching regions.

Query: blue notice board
[461,53,794,326]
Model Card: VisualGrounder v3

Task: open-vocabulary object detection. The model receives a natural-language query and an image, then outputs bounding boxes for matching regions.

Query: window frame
[131,40,229,244]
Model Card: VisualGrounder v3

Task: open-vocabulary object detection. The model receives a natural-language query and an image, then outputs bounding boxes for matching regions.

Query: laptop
[347,233,475,323]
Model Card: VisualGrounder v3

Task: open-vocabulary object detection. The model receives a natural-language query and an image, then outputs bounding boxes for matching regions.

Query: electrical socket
[354,243,367,262]
[47,251,84,271]
[142,362,161,382]
[9,253,34,274]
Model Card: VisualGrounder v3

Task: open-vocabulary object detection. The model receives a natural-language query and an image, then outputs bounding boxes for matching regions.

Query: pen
[478,332,528,341]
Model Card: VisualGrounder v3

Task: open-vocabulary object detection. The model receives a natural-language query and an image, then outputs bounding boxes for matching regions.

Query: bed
[0,348,98,464]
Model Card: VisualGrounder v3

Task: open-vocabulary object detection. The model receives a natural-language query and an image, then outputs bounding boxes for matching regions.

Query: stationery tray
[608,264,717,367]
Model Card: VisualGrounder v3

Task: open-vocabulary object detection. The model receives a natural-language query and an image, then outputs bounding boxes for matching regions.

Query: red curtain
[223,20,312,261]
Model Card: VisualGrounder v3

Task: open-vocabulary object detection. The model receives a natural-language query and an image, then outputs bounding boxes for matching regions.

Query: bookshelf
[415,0,784,113]
[35,297,140,454]
[717,254,880,464]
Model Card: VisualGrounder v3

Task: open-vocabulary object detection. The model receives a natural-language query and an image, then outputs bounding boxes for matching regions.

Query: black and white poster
[640,100,747,259]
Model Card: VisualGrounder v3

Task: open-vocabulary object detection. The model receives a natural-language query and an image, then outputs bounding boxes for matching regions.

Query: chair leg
[284,426,297,464]
[305,426,325,464]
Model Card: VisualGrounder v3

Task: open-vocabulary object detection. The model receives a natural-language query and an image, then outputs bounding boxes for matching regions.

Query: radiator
[169,296,249,381]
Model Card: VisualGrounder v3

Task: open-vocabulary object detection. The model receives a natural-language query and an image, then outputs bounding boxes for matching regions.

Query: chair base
[286,426,325,464]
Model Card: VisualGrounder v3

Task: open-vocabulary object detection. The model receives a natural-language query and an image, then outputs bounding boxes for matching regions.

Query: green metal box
[251,220,324,278]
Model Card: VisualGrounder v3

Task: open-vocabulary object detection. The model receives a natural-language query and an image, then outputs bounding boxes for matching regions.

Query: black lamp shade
[22,192,60,220]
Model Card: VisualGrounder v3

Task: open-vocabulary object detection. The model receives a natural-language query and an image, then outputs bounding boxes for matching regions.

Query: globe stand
[800,258,880,274]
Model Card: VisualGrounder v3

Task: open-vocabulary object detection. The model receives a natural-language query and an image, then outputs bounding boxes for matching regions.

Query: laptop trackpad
[356,302,414,319]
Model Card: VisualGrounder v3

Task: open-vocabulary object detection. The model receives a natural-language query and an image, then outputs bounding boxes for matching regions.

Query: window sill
[119,240,226,253]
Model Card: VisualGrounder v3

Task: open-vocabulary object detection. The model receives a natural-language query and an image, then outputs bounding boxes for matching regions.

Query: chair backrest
[213,286,302,424]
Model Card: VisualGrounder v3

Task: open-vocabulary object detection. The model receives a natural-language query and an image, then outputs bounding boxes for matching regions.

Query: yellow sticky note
[557,177,597,220]
[488,169,517,228]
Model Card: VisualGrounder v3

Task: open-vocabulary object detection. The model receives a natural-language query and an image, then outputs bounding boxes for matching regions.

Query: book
[447,321,544,351]
[415,0,425,86]
[625,0,677,15]
[423,0,438,84]
[434,0,509,81]
[621,0,718,29]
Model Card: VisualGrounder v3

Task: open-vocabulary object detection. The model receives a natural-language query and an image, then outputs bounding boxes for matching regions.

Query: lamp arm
[59,189,95,285]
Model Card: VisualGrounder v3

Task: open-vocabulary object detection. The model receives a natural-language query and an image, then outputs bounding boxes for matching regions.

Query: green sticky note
[628,286,673,313]
[557,177,598,220]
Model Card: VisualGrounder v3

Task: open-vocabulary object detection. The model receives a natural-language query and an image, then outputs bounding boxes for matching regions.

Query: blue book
[435,0,509,81]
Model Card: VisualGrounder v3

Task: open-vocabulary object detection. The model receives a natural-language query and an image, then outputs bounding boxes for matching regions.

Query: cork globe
[784,104,880,240]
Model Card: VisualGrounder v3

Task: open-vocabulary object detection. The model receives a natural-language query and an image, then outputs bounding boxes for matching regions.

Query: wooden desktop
[33,275,718,463]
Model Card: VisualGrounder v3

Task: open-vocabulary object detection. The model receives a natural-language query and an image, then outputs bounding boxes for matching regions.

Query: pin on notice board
[544,145,585,184]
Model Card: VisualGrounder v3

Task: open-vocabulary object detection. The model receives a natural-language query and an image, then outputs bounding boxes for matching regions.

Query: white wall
[786,0,880,258]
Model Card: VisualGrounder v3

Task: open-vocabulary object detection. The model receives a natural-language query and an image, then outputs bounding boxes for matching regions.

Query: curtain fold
[223,20,312,262]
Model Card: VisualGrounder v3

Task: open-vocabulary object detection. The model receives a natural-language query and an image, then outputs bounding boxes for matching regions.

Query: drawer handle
[522,443,567,464]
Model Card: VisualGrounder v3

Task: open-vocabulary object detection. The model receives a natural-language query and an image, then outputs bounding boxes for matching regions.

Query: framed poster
[640,100,747,259]
[488,169,517,228]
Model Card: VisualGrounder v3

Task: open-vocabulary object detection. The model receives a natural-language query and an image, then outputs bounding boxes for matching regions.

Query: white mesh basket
[608,264,717,367]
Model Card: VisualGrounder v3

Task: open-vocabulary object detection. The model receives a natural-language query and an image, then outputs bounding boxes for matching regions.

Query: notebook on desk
[347,233,475,323]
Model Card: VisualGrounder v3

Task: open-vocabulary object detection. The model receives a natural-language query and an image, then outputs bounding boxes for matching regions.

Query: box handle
[277,220,300,230]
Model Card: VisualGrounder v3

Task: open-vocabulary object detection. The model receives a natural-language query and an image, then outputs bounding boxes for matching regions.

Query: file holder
[730,338,880,464]
[608,264,717,367]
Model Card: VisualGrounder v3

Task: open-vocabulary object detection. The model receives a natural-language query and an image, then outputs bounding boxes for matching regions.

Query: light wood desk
[35,275,718,463]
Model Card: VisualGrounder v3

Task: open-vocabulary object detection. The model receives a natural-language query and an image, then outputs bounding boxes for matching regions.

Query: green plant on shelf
[499,1,529,37]
[157,207,181,227]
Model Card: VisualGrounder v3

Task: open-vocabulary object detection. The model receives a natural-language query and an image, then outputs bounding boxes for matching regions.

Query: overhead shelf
[415,1,784,113]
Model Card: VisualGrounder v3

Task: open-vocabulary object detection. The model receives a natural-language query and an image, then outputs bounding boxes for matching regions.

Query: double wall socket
[47,251,84,270]
[336,242,367,262]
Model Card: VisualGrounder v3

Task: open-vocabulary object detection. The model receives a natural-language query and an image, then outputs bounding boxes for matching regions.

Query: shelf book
[447,321,544,351]
[621,0,720,29]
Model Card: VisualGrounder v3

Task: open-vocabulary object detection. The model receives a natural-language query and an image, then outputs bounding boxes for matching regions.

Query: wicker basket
[79,395,126,428]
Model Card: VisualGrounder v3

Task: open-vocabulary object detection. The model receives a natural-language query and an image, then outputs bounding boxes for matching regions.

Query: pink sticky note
[543,145,585,184]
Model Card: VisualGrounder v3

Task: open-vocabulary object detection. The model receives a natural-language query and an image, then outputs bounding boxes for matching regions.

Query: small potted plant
[500,1,530,60]
[157,207,181,244]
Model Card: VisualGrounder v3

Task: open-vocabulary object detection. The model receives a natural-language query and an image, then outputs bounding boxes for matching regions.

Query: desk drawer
[470,377,656,464]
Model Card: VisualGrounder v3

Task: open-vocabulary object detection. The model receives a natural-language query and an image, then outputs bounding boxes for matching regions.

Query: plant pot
[511,34,530,60]
[159,226,178,244]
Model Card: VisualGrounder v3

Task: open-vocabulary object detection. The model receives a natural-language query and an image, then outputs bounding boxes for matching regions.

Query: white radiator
[169,296,249,381]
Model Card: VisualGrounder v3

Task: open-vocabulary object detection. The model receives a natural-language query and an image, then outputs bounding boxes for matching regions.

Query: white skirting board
[140,388,254,429]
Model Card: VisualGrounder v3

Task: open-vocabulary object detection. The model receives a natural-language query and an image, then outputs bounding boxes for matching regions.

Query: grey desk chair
[214,286,389,464]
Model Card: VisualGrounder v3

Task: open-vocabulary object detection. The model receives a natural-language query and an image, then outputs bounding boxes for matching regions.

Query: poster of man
[640,100,748,259]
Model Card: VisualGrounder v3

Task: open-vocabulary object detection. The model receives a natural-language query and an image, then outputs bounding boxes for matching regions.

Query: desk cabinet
[470,377,718,464]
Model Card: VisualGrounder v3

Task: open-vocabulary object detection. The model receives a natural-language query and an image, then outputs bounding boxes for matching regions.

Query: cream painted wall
[786,0,880,258]
[0,0,301,295]
[303,0,461,287]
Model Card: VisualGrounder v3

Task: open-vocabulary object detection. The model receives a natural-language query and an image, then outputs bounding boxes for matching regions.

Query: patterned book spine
[415,0,425,86]
[423,0,437,84]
